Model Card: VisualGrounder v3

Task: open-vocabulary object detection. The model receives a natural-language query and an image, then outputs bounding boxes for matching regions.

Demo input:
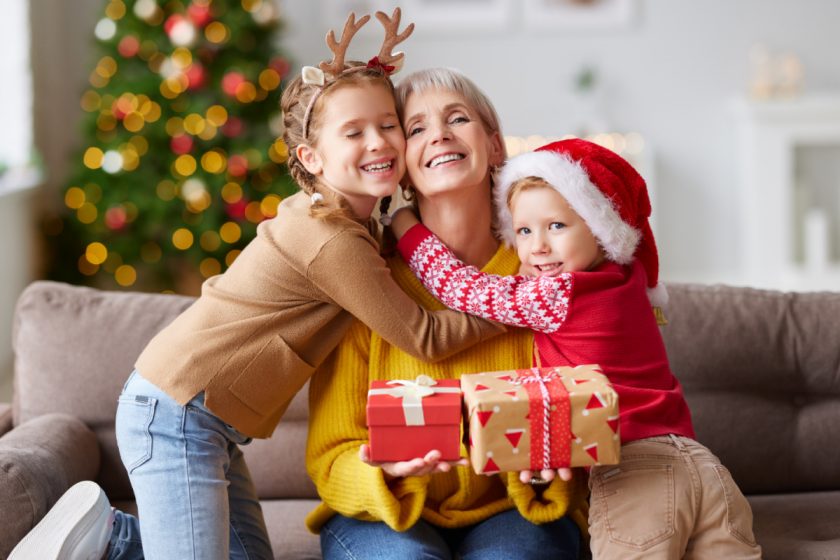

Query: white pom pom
[647,283,669,308]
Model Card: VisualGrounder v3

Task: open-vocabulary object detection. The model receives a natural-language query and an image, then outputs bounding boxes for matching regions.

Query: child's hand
[359,444,468,478]
[518,468,574,484]
[390,207,420,240]
[518,262,538,277]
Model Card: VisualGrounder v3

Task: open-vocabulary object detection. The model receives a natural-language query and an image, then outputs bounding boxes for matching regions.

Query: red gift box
[366,375,462,462]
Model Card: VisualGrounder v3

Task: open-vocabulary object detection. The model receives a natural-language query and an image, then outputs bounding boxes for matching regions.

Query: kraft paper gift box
[461,365,620,474]
[366,375,462,462]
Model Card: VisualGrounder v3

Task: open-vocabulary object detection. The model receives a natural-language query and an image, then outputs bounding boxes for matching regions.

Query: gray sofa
[1,280,838,559]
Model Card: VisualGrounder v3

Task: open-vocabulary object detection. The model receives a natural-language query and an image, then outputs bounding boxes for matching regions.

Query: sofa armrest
[0,413,101,558]
[0,403,11,436]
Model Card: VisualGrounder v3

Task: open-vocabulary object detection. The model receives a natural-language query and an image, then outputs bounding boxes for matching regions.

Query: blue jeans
[109,371,273,559]
[321,509,580,560]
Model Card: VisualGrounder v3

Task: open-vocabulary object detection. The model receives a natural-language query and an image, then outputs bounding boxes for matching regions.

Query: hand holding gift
[359,444,468,478]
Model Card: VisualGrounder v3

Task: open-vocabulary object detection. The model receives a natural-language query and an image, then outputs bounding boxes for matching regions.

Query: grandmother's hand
[518,468,574,485]
[359,444,468,478]
[390,207,420,240]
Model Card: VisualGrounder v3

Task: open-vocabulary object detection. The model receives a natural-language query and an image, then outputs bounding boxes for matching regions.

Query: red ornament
[185,63,206,90]
[221,72,246,97]
[225,199,248,219]
[163,14,185,35]
[117,36,140,58]
[269,57,291,79]
[187,3,213,27]
[105,206,127,230]
[227,154,248,177]
[170,134,194,155]
[222,117,244,138]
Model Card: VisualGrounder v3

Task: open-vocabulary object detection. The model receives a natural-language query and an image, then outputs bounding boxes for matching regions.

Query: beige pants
[587,435,762,560]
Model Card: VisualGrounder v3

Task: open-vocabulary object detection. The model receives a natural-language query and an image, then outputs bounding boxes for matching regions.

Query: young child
[391,139,762,559]
[9,11,502,560]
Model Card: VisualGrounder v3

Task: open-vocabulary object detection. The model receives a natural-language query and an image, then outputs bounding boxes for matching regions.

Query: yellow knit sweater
[305,244,588,533]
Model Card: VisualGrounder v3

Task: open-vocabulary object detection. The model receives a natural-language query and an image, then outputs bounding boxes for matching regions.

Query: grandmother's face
[401,88,503,199]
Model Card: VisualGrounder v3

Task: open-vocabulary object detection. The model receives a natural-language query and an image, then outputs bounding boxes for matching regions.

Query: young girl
[391,139,762,559]
[10,11,501,560]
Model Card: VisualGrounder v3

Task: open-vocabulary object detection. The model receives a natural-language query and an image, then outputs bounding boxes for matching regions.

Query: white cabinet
[734,94,840,291]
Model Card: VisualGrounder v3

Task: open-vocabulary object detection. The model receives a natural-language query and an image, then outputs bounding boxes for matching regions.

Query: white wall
[0,0,32,168]
[281,0,840,285]
[0,0,35,397]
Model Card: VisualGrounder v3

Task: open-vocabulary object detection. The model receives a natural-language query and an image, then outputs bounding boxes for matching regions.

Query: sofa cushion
[662,284,840,494]
[12,281,193,499]
[261,499,322,559]
[12,281,318,501]
[110,498,323,559]
[0,413,100,558]
[749,491,840,560]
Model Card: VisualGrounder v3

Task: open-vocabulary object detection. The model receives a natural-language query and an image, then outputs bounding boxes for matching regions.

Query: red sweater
[398,224,695,443]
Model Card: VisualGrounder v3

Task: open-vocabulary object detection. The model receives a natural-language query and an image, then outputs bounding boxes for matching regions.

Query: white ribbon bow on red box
[368,375,460,426]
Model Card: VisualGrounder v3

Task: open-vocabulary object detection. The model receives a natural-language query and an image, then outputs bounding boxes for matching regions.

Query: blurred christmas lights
[49,0,296,292]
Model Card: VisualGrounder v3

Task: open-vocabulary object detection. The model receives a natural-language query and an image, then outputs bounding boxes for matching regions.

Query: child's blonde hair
[505,176,553,211]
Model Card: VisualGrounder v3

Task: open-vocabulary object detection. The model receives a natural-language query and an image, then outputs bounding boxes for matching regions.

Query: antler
[319,13,371,77]
[375,8,415,69]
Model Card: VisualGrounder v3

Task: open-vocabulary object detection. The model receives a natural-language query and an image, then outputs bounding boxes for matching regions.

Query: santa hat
[494,139,667,308]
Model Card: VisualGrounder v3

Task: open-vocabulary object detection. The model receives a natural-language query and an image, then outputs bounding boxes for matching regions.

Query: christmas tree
[45,0,297,293]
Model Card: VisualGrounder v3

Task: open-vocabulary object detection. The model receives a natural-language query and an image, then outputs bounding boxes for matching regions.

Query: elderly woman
[305,68,588,560]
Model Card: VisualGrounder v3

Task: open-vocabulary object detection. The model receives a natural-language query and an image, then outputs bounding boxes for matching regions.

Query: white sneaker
[9,480,113,560]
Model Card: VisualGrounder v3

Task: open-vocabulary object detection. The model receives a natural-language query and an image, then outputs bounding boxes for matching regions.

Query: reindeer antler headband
[301,8,414,139]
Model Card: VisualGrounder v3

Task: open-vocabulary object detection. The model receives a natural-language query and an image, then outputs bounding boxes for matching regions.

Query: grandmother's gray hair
[395,68,507,159]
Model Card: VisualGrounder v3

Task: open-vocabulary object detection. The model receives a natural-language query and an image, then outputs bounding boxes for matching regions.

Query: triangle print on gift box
[607,415,620,437]
[582,392,607,415]
[476,410,494,427]
[505,428,525,450]
[585,443,599,463]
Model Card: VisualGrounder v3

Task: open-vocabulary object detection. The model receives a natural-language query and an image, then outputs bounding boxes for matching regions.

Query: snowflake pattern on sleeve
[407,234,573,333]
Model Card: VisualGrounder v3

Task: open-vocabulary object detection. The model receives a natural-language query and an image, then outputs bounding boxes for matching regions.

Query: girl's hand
[359,444,468,478]
[390,207,420,240]
[518,468,574,485]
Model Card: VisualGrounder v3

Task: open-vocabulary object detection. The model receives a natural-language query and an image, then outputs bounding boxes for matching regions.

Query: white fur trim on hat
[494,150,641,265]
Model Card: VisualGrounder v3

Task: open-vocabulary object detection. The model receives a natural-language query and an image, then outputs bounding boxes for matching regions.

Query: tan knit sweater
[135,190,502,438]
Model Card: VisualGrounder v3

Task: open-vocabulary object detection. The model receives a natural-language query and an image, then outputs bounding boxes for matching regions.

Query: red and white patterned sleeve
[396,223,573,333]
